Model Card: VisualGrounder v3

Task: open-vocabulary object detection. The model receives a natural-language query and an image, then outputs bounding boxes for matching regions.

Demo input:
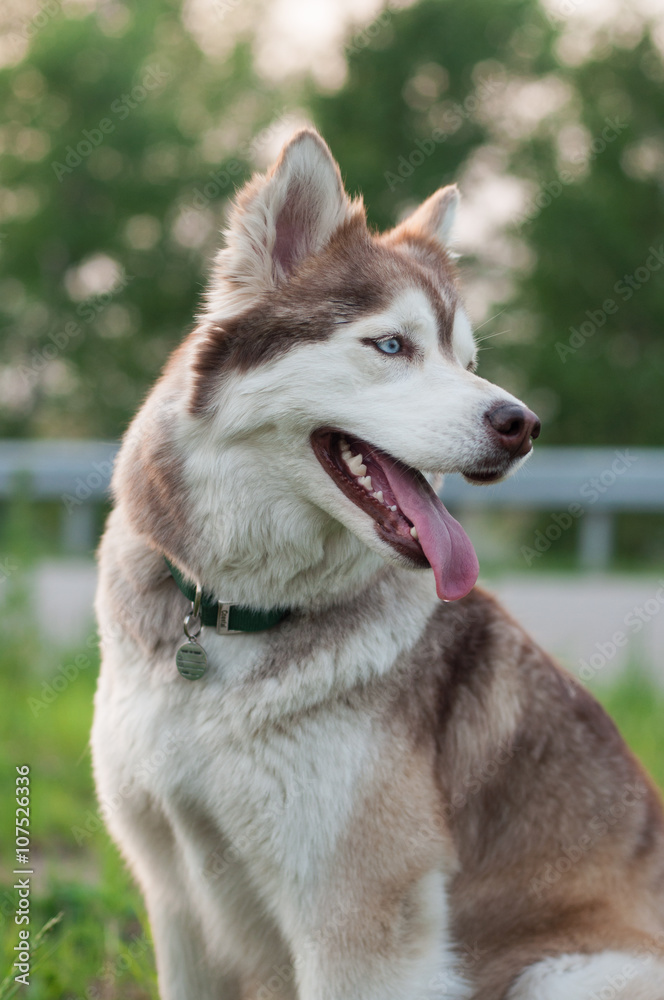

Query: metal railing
[1,441,662,569]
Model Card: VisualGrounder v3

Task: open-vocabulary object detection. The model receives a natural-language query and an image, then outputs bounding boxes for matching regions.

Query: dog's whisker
[475,328,510,344]
[472,308,508,334]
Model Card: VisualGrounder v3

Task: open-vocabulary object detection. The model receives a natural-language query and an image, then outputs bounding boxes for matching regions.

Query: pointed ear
[212,129,354,309]
[389,184,460,248]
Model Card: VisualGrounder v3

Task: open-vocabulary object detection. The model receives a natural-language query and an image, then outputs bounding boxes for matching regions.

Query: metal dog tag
[176,640,208,680]
[176,584,208,680]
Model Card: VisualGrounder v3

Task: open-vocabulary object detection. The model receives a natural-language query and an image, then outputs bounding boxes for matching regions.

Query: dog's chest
[190,699,376,883]
[101,639,380,889]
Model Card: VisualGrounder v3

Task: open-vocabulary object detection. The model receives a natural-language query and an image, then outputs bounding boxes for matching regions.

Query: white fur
[398,185,460,246]
[507,951,664,1000]
[94,131,529,998]
[206,130,356,320]
[161,283,521,611]
[93,560,472,998]
[452,308,477,370]
[93,131,657,1000]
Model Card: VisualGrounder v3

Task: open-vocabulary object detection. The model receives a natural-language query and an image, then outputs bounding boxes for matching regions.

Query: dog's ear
[388,185,459,249]
[212,129,353,309]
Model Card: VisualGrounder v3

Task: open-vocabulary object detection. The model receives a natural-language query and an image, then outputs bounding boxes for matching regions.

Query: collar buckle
[216,601,243,635]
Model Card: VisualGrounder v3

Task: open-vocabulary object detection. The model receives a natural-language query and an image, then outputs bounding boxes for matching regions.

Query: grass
[593,671,664,791]
[0,580,663,998]
[0,610,158,1000]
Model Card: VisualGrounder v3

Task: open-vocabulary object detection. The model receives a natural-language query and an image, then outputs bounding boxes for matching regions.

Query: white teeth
[358,476,372,491]
[347,454,365,476]
[390,505,397,512]
[341,449,351,462]
[373,491,383,502]
[410,526,419,540]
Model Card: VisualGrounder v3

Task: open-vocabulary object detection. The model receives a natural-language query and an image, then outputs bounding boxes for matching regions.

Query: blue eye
[376,337,402,355]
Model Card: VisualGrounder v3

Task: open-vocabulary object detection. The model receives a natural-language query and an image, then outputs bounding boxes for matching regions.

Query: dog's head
[119,129,539,604]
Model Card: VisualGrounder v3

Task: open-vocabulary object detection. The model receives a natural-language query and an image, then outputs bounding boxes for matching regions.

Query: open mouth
[310,429,479,601]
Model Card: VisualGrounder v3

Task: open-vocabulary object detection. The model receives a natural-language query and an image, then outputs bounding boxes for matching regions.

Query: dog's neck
[180,450,386,611]
[114,381,389,612]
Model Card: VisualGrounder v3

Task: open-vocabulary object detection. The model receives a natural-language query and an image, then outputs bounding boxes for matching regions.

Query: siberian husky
[92,129,664,999]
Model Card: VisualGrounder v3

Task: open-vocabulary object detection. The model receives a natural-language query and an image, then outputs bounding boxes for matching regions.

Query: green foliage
[2,0,662,449]
[594,669,664,791]
[0,623,157,999]
[0,0,278,439]
[312,0,559,226]
[311,0,664,445]
[512,37,664,446]
[0,914,62,1000]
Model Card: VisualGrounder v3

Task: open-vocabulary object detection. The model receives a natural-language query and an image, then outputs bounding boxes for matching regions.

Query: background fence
[1,441,662,570]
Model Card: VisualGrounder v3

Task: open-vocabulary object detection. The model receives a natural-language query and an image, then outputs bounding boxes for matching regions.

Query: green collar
[164,557,289,634]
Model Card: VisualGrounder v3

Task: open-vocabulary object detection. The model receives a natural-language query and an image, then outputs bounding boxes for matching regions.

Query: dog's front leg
[290,871,470,1000]
[147,897,244,1000]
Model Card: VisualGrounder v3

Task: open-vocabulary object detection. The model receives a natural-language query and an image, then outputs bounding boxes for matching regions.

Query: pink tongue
[382,461,479,601]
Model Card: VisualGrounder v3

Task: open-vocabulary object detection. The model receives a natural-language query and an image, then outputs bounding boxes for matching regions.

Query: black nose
[485,402,541,457]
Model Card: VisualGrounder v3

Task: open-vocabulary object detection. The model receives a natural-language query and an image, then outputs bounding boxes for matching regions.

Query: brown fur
[97,510,187,658]
[111,363,191,561]
[323,589,664,998]
[190,214,459,414]
[97,519,664,997]
[94,130,664,1000]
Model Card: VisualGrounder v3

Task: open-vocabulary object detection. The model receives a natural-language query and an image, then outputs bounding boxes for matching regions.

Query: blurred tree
[512,33,664,446]
[311,0,664,447]
[0,0,278,437]
[1,0,663,451]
